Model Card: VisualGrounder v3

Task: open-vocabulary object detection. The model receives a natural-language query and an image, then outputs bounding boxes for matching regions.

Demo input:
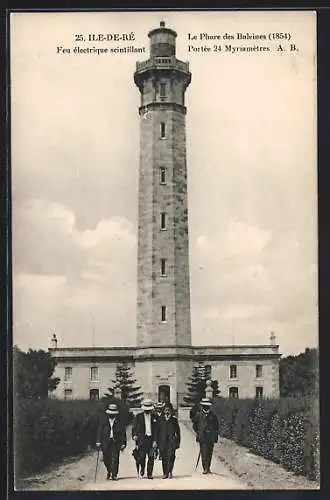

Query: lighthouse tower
[133,22,193,405]
[48,23,281,405]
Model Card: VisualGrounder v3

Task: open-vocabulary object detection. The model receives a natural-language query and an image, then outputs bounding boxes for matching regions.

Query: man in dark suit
[96,403,127,480]
[153,402,165,460]
[132,398,158,479]
[192,398,219,474]
[157,402,181,479]
[153,401,165,420]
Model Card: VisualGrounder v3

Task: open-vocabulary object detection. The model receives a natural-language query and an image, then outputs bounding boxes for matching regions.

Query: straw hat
[200,398,212,407]
[105,403,119,415]
[142,398,154,410]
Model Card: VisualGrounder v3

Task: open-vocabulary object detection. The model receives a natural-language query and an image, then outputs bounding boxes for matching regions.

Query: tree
[13,346,60,399]
[183,366,201,406]
[279,347,319,397]
[104,362,143,408]
[184,365,219,406]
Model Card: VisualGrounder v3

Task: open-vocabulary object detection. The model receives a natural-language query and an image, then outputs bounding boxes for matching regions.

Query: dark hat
[105,403,119,415]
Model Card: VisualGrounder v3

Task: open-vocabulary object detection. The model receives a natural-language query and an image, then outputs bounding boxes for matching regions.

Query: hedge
[14,397,133,480]
[212,396,319,482]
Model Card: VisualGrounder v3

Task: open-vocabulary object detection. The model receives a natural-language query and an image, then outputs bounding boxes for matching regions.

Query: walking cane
[195,449,201,470]
[94,447,100,483]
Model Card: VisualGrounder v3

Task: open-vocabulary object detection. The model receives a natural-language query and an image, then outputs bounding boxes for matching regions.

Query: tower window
[160,167,166,184]
[256,386,263,398]
[256,364,263,378]
[161,305,167,322]
[90,366,99,381]
[160,83,166,97]
[161,258,167,276]
[160,122,166,138]
[230,364,237,379]
[160,212,167,230]
[64,367,72,381]
[229,387,239,399]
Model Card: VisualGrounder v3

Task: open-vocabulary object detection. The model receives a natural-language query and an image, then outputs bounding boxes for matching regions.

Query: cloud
[190,222,317,353]
[224,220,272,256]
[13,198,137,350]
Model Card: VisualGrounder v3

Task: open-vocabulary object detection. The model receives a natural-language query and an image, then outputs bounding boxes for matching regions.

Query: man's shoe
[162,474,168,479]
[202,470,208,474]
[147,475,153,479]
[112,475,118,481]
[106,472,111,480]
[140,468,145,477]
[168,472,173,479]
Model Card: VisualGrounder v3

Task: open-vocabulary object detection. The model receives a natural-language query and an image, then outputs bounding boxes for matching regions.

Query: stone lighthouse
[48,23,280,406]
[133,21,193,405]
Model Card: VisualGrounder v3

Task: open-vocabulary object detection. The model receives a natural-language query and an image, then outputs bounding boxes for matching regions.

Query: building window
[90,389,99,400]
[90,366,99,381]
[160,122,166,138]
[256,386,263,399]
[64,389,73,400]
[256,364,263,378]
[161,305,167,322]
[161,258,167,276]
[160,83,166,97]
[160,167,166,184]
[160,212,167,230]
[229,387,239,399]
[64,367,72,381]
[230,364,237,379]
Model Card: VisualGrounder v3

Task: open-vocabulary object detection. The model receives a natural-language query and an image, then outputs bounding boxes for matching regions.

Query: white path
[85,423,247,490]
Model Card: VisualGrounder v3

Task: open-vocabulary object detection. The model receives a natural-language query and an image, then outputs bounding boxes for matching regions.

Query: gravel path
[17,421,319,491]
[18,424,247,490]
[85,422,246,490]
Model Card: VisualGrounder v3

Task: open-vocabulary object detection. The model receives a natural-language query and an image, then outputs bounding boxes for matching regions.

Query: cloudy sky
[11,11,318,355]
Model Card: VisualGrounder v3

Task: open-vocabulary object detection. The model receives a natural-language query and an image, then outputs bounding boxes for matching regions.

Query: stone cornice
[139,102,187,116]
[49,343,281,363]
[134,60,191,92]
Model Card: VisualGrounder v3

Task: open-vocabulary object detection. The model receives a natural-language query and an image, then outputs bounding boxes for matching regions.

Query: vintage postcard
[10,10,319,491]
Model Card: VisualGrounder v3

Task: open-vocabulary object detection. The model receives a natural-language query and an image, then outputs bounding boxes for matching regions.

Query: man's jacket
[192,410,219,444]
[157,415,181,453]
[132,412,159,445]
[96,413,127,449]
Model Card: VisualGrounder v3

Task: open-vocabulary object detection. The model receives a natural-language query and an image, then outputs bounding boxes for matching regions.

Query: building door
[158,385,170,403]
[90,389,99,400]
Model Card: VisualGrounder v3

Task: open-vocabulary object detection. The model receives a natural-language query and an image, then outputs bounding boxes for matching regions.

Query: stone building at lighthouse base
[49,336,280,405]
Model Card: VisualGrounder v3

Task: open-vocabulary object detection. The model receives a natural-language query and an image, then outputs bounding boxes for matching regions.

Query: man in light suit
[96,403,127,480]
[132,399,158,479]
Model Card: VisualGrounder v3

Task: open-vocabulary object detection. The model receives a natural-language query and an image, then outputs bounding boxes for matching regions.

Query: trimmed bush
[212,396,319,482]
[14,397,133,480]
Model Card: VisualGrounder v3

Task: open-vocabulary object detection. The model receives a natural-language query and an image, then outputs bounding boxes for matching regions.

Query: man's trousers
[200,441,214,472]
[161,445,176,476]
[102,439,120,478]
[139,436,154,476]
